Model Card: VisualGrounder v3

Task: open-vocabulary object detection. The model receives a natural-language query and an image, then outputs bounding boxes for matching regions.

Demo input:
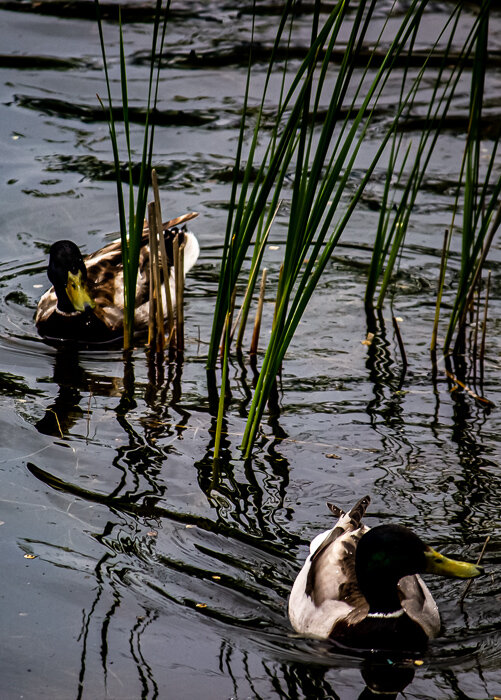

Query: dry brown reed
[250,268,268,356]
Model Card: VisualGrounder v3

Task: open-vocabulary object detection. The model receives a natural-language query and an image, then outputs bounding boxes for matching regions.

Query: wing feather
[289,497,371,639]
[399,574,441,638]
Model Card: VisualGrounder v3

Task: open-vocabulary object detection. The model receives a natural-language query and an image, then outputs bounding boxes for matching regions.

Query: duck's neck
[360,578,403,614]
[55,285,78,314]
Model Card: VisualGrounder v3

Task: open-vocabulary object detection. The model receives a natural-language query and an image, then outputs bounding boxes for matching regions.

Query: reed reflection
[72,523,160,700]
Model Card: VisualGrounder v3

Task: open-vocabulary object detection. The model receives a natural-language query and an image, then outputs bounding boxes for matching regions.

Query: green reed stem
[95,0,170,349]
[443,0,500,353]
[213,311,231,462]
[241,0,438,456]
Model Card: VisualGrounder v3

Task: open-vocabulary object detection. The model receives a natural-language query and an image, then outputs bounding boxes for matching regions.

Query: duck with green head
[288,496,483,652]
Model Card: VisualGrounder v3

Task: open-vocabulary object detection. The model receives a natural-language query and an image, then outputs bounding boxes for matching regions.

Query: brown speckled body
[36,214,199,345]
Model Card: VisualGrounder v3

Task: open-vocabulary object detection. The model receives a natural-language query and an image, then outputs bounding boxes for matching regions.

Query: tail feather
[348,495,370,527]
[326,502,344,518]
[326,496,370,526]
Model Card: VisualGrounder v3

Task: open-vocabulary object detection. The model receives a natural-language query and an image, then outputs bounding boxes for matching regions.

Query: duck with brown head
[35,214,199,345]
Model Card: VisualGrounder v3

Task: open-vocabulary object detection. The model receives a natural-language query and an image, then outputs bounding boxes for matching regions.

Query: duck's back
[288,497,370,638]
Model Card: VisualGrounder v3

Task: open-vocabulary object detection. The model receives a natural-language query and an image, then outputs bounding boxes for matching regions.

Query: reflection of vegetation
[74,541,160,700]
[0,370,42,398]
[27,347,301,648]
[17,96,217,127]
[26,448,296,559]
[219,640,418,699]
[24,336,497,698]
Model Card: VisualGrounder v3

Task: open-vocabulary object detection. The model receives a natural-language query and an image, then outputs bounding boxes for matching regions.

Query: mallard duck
[288,496,483,651]
[35,213,199,344]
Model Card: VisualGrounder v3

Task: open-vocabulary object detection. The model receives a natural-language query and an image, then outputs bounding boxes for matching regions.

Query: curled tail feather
[349,495,370,527]
[326,495,370,526]
[327,502,344,518]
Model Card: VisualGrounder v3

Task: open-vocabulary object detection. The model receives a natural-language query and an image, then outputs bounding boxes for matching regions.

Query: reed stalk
[479,270,491,387]
[147,200,165,351]
[250,268,267,356]
[471,276,481,389]
[95,0,170,349]
[367,3,485,312]
[147,203,156,347]
[213,311,231,462]
[431,228,452,354]
[441,1,501,355]
[239,0,450,456]
[205,1,501,455]
[234,201,280,349]
[151,170,175,341]
[460,535,490,605]
[173,235,184,356]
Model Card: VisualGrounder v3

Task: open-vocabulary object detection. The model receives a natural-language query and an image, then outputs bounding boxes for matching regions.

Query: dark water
[1,2,500,698]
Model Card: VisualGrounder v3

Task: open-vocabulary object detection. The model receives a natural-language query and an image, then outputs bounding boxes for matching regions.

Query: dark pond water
[1,2,501,698]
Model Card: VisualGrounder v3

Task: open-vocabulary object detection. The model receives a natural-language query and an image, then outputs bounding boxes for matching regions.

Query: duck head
[48,240,95,314]
[355,524,483,614]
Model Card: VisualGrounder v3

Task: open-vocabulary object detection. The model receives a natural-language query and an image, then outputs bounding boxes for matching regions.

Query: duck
[35,213,199,344]
[288,496,483,652]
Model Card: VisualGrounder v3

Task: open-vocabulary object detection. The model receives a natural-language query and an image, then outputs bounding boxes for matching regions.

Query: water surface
[0,2,500,699]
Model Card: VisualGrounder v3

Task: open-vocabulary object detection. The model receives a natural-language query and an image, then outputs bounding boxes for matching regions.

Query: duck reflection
[35,344,122,437]
[35,346,81,436]
[358,659,415,699]
[219,639,416,699]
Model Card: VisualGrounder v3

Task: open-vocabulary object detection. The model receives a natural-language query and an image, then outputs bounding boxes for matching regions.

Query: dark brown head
[47,240,95,313]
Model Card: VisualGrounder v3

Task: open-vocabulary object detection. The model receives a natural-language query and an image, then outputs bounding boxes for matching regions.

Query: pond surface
[1,2,501,699]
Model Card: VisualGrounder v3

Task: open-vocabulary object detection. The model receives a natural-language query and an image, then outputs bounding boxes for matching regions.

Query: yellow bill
[66,270,95,312]
[424,548,483,579]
